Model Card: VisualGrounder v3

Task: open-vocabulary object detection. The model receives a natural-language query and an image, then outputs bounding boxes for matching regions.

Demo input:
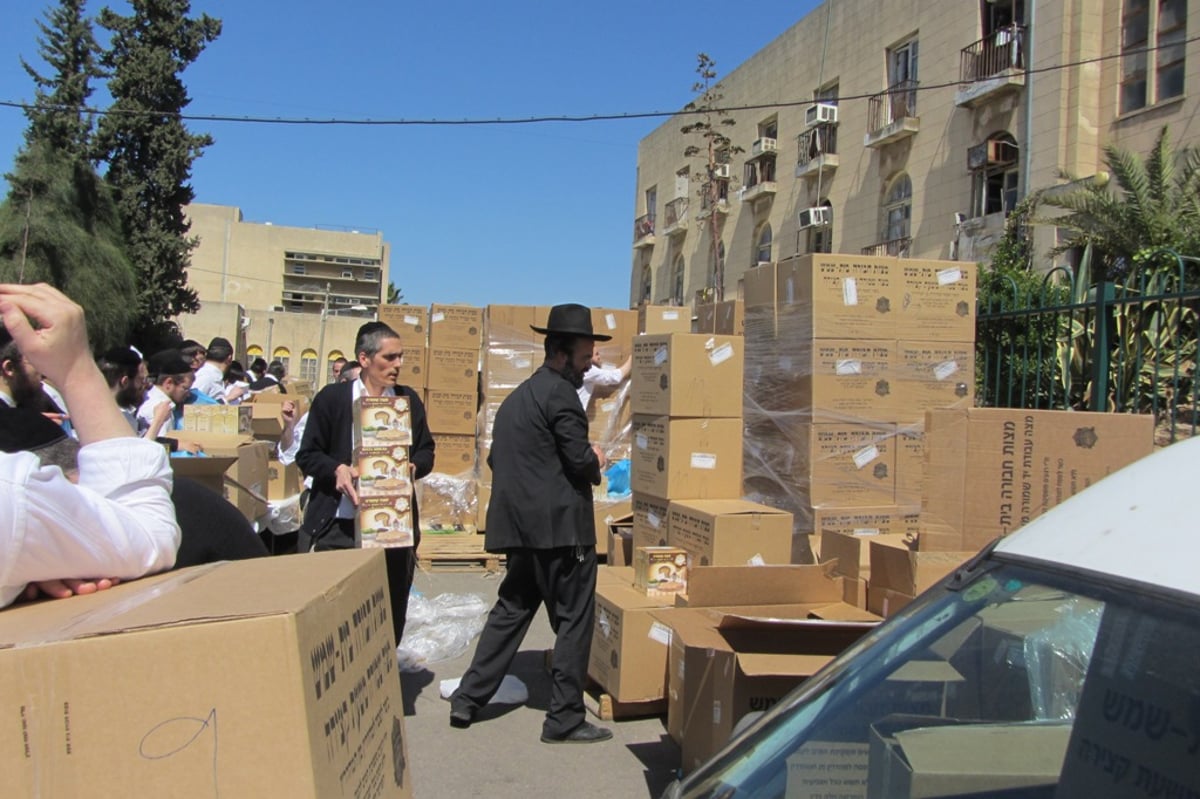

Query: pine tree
[93,0,221,347]
[20,0,103,154]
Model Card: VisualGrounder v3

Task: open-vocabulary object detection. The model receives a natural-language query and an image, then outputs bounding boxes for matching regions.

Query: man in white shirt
[137,350,194,433]
[576,349,631,411]
[0,282,180,606]
[192,336,233,402]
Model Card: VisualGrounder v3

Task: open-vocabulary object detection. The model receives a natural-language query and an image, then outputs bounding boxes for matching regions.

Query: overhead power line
[1,36,1194,128]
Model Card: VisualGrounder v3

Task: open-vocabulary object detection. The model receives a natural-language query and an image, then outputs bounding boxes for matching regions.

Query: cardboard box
[820,530,913,582]
[868,585,915,618]
[607,526,634,567]
[357,494,414,549]
[678,562,846,608]
[631,334,744,418]
[633,546,690,597]
[248,392,309,439]
[814,506,920,543]
[266,457,301,500]
[692,303,717,333]
[785,338,899,423]
[667,499,793,567]
[181,404,253,435]
[897,260,978,342]
[920,408,1155,551]
[869,538,972,597]
[355,445,413,499]
[427,347,479,393]
[894,340,975,416]
[588,386,632,458]
[785,422,897,507]
[353,396,413,449]
[431,433,476,475]
[485,304,538,346]
[742,262,778,338]
[424,388,478,436]
[417,475,477,534]
[638,304,693,335]
[166,432,271,521]
[429,304,483,350]
[378,303,429,342]
[588,581,675,703]
[893,426,925,507]
[632,493,670,550]
[594,494,632,558]
[481,347,535,392]
[630,416,743,500]
[776,254,897,340]
[715,299,744,336]
[0,550,411,798]
[398,344,427,389]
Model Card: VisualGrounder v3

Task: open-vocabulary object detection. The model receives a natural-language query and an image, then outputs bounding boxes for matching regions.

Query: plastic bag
[604,458,631,496]
[397,592,491,672]
[263,493,303,535]
[1023,597,1103,721]
[438,675,529,705]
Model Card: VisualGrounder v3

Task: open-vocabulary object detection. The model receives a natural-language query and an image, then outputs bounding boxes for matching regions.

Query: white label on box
[604,312,617,330]
[598,609,612,638]
[515,356,532,369]
[600,400,616,413]
[747,553,766,566]
[678,660,685,679]
[403,314,419,326]
[709,342,734,366]
[853,528,881,536]
[937,267,964,285]
[647,511,662,529]
[648,622,672,647]
[852,445,879,469]
[779,355,793,371]
[663,310,680,321]
[431,312,445,323]
[785,276,796,305]
[934,360,959,380]
[654,346,669,366]
[835,359,862,376]
[691,453,717,469]
[636,433,649,449]
[712,701,722,724]
[842,277,859,306]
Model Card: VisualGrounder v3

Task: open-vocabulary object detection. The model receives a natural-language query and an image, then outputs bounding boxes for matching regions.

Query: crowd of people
[0,285,617,745]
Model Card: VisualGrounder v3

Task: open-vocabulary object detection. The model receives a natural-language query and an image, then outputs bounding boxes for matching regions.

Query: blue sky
[1,1,820,310]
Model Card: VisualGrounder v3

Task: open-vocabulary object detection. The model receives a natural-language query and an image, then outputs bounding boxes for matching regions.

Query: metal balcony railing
[960,24,1025,84]
[867,80,919,135]
[861,236,912,257]
[664,197,688,229]
[633,213,655,242]
[796,122,839,167]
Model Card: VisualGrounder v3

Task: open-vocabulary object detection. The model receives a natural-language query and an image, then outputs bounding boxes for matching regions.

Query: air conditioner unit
[752,137,778,156]
[804,103,839,128]
[270,305,285,312]
[798,206,832,229]
[712,163,731,180]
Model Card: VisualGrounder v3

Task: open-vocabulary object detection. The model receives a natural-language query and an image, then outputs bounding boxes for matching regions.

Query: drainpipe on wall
[1022,0,1036,203]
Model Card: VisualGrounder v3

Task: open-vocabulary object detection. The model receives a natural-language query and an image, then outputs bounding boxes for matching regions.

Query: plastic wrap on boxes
[1024,598,1103,721]
[417,470,478,533]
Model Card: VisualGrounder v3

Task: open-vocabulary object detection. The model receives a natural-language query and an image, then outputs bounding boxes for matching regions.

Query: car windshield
[675,557,1200,799]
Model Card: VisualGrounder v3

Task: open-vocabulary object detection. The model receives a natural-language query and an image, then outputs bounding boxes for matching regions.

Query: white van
[662,435,1200,799]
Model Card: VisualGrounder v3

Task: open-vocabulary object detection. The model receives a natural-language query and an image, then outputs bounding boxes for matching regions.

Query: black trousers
[310,517,417,646]
[451,546,597,738]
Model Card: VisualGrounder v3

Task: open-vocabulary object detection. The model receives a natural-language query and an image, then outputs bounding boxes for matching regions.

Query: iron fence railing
[664,197,688,229]
[960,24,1025,84]
[861,236,911,257]
[796,122,839,167]
[633,213,655,242]
[867,80,918,135]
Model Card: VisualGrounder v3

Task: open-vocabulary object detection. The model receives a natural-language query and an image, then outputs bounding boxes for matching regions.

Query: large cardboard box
[868,538,973,597]
[638,304,692,334]
[481,348,534,392]
[894,340,975,416]
[785,422,897,507]
[893,426,925,507]
[431,433,476,475]
[820,530,912,582]
[397,344,427,389]
[0,550,411,798]
[248,392,309,439]
[588,581,675,703]
[920,408,1155,551]
[667,499,793,567]
[814,506,920,543]
[428,304,483,350]
[378,303,429,342]
[776,254,897,340]
[631,333,744,418]
[742,262,778,338]
[180,404,253,435]
[787,338,899,423]
[630,416,743,500]
[632,492,671,550]
[692,303,717,334]
[167,432,271,521]
[896,260,978,342]
[677,562,847,608]
[424,388,478,436]
[266,457,301,500]
[591,307,639,366]
[427,347,479,393]
[715,299,744,336]
[485,304,538,347]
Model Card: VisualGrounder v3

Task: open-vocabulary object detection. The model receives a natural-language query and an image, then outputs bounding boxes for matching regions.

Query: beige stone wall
[631,0,1200,305]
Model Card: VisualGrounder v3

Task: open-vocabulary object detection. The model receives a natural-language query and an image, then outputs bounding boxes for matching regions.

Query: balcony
[795,122,839,180]
[955,24,1026,108]
[696,186,729,220]
[633,213,656,249]
[864,80,920,148]
[662,197,689,237]
[742,159,778,205]
[861,236,912,258]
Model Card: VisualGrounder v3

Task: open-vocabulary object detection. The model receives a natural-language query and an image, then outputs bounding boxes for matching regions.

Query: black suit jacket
[297,381,435,548]
[484,365,601,552]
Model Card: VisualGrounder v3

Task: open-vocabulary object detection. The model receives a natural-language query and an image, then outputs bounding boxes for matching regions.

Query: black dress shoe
[449,706,475,729]
[540,721,613,744]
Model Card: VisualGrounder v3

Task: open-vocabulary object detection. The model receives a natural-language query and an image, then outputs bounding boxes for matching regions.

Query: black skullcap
[0,407,67,453]
[207,336,233,352]
[148,349,192,377]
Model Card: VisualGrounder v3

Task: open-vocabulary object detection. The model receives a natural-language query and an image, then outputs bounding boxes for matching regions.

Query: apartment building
[180,203,393,388]
[629,0,1197,306]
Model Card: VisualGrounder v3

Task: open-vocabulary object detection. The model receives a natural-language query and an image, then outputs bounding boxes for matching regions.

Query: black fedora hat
[530,303,612,341]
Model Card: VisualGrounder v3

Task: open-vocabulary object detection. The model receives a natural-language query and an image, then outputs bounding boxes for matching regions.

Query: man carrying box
[297,322,434,646]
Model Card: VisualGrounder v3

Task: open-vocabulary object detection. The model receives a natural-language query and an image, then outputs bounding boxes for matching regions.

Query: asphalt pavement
[401,567,681,799]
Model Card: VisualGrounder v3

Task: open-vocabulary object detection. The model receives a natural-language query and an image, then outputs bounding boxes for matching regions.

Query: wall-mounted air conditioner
[804,103,838,128]
[712,163,731,180]
[752,137,778,156]
[798,206,832,229]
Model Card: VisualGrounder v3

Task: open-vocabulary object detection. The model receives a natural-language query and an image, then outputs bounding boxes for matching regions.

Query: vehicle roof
[994,434,1198,598]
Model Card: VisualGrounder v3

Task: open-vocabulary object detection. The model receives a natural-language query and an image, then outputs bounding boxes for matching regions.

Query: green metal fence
[976,248,1200,444]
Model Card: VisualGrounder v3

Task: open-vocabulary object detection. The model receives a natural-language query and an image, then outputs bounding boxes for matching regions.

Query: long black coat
[484,365,602,552]
[297,380,435,548]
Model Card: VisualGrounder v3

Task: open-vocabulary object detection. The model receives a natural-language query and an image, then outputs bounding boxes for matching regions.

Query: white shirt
[336,379,395,519]
[0,437,180,607]
[192,362,225,401]
[136,385,177,432]
[577,365,625,410]
[277,411,307,466]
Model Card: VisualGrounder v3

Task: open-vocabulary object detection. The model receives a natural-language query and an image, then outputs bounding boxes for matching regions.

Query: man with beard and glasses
[449,304,613,745]
[0,324,47,410]
[97,347,149,434]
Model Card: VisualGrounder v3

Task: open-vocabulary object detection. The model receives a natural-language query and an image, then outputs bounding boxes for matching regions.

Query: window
[1122,0,1187,113]
[883,173,913,245]
[291,265,306,275]
[645,186,657,224]
[363,268,377,281]
[808,200,834,254]
[758,117,779,140]
[300,349,318,383]
[272,347,291,374]
[970,133,1021,217]
[888,37,920,116]
[246,345,263,358]
[671,254,685,306]
[755,224,773,265]
[640,264,652,304]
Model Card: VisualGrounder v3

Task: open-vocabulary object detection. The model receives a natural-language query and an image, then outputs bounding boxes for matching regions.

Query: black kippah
[0,407,68,453]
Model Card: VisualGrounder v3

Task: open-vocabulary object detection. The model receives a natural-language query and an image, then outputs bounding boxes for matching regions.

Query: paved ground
[400,568,681,799]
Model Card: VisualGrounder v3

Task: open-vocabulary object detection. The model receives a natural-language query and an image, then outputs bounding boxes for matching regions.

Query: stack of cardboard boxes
[352,395,415,548]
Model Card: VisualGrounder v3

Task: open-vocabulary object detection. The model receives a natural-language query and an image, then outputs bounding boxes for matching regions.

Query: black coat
[484,365,601,552]
[296,381,435,548]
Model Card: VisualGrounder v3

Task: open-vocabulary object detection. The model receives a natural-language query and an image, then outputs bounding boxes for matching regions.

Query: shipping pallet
[417,552,502,573]
[584,684,667,722]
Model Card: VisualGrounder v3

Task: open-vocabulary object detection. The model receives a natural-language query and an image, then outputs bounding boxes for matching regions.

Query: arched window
[882,173,912,252]
[640,264,652,304]
[970,132,1020,217]
[272,347,291,374]
[246,345,263,358]
[755,223,773,265]
[671,254,685,305]
[300,349,318,383]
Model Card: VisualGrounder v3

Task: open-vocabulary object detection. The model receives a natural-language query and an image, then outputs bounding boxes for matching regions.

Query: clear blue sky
[1,1,820,310]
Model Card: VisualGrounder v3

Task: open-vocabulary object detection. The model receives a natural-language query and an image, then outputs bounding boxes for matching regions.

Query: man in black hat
[193,336,235,402]
[449,303,612,744]
[137,349,194,435]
